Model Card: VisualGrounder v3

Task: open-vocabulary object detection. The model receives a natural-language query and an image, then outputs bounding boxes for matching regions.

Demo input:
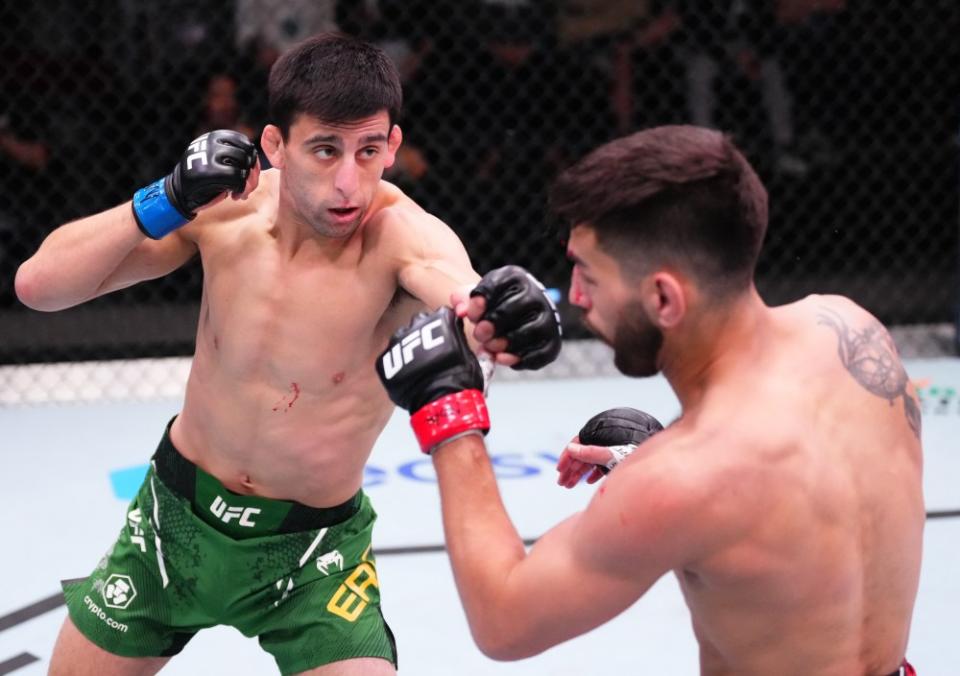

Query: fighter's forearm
[17,130,253,313]
[15,202,148,311]
[377,301,564,654]
[432,434,529,656]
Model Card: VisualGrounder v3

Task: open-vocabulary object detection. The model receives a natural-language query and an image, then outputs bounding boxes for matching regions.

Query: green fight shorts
[62,422,396,675]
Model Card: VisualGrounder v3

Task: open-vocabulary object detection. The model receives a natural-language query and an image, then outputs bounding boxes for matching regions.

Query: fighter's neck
[660,288,773,411]
[272,214,361,262]
[271,179,400,260]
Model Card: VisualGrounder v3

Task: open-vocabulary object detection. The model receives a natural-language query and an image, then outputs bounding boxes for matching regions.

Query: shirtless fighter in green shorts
[15,33,561,675]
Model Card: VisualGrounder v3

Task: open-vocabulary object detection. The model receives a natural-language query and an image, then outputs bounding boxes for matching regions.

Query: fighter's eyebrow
[359,133,388,144]
[303,133,388,146]
[567,251,586,268]
[304,133,341,146]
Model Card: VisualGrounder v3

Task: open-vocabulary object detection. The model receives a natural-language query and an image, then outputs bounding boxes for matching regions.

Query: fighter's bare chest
[197,248,401,378]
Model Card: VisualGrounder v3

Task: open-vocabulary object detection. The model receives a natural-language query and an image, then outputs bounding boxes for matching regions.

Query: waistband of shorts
[151,419,362,535]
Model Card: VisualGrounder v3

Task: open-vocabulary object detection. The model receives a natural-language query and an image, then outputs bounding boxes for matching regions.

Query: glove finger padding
[578,407,664,474]
[212,135,258,192]
[470,265,562,370]
[213,145,254,176]
[215,132,257,156]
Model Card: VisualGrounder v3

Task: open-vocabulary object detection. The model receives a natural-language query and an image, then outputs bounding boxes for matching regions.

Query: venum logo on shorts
[210,495,261,527]
[316,550,344,575]
[101,573,137,610]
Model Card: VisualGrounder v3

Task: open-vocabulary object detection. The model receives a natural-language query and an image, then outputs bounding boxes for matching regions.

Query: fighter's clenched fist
[377,307,489,454]
[453,265,563,370]
[556,407,663,487]
[132,129,258,239]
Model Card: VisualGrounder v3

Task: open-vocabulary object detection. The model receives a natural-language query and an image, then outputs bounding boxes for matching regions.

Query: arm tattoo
[817,307,921,439]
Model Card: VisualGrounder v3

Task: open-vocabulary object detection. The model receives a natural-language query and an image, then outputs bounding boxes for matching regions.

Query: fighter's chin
[613,350,661,378]
[311,215,362,239]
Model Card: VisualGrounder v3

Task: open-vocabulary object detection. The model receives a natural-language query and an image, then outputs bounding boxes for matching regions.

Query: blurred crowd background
[1,0,957,365]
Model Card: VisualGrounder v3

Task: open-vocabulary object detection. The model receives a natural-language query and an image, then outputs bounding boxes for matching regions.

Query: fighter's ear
[261,125,285,169]
[648,271,686,329]
[389,124,402,150]
[383,125,403,169]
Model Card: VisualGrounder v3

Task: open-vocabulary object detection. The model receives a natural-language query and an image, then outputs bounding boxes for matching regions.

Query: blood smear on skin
[272,382,300,412]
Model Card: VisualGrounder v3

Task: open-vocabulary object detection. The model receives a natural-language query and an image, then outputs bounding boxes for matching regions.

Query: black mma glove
[132,129,257,239]
[376,306,490,454]
[578,407,664,474]
[470,265,563,370]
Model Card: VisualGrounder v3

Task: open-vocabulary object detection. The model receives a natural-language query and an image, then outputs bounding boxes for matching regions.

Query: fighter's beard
[611,300,663,378]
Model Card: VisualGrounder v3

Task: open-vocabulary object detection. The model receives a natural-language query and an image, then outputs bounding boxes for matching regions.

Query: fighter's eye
[315,146,336,159]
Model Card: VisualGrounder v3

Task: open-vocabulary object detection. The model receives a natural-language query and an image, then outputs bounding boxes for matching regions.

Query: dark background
[1,0,957,363]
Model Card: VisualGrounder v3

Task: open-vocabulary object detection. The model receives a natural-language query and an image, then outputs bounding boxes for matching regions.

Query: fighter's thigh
[49,616,170,676]
[294,656,396,676]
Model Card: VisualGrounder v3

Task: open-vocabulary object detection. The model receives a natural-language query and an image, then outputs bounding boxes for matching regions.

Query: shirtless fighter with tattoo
[377,125,923,675]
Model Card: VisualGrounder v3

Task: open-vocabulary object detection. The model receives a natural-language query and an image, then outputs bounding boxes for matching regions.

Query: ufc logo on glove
[380,318,445,379]
[185,133,210,170]
[376,307,490,454]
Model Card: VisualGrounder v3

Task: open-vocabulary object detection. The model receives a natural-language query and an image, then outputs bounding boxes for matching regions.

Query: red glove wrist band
[410,389,490,454]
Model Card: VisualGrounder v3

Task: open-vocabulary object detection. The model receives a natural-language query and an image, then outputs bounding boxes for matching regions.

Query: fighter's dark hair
[551,125,768,298]
[268,33,402,137]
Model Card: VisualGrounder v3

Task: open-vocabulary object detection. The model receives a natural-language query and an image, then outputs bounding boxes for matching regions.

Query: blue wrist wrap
[132,178,189,239]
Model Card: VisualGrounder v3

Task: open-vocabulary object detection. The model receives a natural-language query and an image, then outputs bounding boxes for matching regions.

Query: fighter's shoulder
[365,181,456,247]
[794,293,876,325]
[600,425,717,508]
[586,425,761,561]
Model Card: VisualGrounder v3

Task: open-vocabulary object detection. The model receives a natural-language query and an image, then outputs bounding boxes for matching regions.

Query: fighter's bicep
[396,217,479,309]
[493,513,656,656]
[98,231,198,295]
